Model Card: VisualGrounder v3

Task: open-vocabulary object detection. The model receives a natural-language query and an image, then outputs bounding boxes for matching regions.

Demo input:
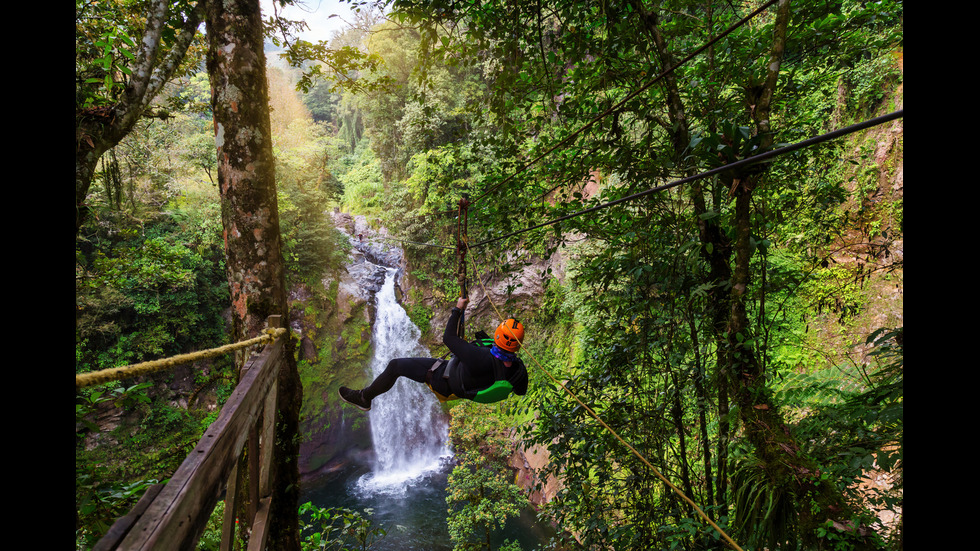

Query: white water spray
[356,267,450,496]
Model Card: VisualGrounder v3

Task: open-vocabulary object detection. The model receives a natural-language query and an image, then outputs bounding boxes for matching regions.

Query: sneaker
[339,386,371,411]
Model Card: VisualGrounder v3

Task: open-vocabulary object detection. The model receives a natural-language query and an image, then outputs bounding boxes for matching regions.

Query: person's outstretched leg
[339,357,434,411]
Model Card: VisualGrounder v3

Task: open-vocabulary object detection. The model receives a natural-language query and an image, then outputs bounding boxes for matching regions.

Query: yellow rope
[75,328,288,390]
[465,241,743,551]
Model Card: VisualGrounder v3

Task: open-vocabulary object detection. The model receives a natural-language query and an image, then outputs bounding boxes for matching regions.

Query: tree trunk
[206,1,301,549]
[726,2,880,547]
[631,0,741,525]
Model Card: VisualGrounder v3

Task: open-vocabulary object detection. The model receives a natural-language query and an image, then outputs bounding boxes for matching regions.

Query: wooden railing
[93,316,285,551]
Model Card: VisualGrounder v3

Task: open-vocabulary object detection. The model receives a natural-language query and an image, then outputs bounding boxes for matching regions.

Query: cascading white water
[356,267,451,495]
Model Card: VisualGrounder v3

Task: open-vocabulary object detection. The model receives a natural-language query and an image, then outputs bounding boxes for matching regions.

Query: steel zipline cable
[375,109,903,252]
[469,109,904,249]
[380,0,781,250]
[471,0,782,205]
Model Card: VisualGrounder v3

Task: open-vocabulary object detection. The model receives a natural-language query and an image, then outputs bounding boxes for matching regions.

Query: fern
[731,455,799,550]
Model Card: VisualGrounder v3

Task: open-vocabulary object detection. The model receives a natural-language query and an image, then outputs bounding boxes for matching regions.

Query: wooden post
[248,315,281,549]
[259,380,278,496]
[219,458,240,551]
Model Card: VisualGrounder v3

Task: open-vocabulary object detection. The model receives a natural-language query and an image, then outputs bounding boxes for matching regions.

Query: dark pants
[362,357,451,400]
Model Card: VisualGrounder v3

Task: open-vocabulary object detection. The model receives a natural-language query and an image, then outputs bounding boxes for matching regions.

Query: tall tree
[206,0,302,548]
[720,2,882,547]
[75,0,205,234]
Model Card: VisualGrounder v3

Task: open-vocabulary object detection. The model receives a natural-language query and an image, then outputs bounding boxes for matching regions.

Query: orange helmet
[494,319,525,352]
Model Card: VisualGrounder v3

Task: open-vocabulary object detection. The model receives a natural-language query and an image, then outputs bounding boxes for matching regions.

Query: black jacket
[443,308,528,399]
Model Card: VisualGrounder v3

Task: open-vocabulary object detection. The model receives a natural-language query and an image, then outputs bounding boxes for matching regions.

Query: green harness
[473,379,515,403]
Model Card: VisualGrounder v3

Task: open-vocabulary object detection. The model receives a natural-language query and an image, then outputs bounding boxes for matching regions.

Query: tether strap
[427,359,444,384]
[456,195,470,303]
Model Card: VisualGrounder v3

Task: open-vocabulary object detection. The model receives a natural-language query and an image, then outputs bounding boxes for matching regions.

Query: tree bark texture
[206,1,301,549]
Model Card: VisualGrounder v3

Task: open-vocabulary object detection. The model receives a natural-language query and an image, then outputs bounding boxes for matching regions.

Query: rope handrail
[75,327,288,389]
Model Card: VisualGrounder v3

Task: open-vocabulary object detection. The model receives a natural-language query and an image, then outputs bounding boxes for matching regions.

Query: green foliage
[792,327,903,487]
[75,0,140,110]
[75,0,204,111]
[446,402,529,551]
[373,0,902,547]
[404,287,433,331]
[404,146,471,214]
[281,40,397,97]
[195,500,226,551]
[75,0,904,547]
[76,211,229,371]
[173,72,215,116]
[75,382,221,547]
[76,86,233,548]
[774,368,864,413]
[75,474,161,548]
[299,502,387,551]
[77,24,137,108]
[279,183,351,285]
[338,142,386,215]
[729,454,799,550]
[199,501,388,551]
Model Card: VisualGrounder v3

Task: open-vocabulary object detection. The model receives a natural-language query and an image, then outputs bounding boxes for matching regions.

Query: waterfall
[356,267,451,496]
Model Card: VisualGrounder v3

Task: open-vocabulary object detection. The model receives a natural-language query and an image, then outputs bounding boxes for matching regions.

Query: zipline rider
[339,297,529,411]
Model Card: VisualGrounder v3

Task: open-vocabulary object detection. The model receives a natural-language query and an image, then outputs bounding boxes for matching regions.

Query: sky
[260,0,364,43]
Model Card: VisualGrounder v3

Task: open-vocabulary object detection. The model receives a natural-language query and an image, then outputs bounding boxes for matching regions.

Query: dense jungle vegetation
[76,0,902,549]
